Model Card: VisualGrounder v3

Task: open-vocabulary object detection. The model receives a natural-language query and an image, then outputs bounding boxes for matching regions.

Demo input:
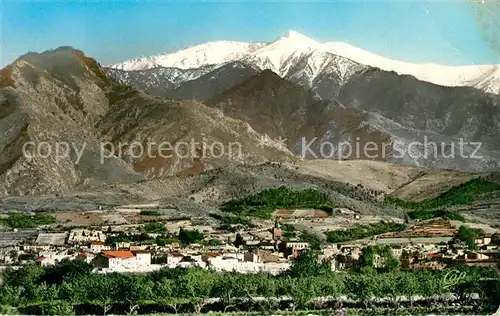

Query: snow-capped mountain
[109,41,266,71]
[109,30,500,95]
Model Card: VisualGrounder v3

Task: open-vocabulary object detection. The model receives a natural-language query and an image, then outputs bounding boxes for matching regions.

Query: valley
[0,29,499,316]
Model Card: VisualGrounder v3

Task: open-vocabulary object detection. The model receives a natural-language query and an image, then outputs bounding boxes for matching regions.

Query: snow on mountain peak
[108,31,500,94]
[109,41,267,71]
[280,30,315,42]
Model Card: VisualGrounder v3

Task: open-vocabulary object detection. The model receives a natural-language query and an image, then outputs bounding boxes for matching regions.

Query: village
[0,201,499,276]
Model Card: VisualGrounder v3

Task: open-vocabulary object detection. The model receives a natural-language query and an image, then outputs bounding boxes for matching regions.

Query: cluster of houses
[0,217,499,274]
[324,235,500,271]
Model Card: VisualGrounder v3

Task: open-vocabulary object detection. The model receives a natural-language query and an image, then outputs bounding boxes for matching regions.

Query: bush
[142,222,167,234]
[39,301,74,315]
[140,210,162,216]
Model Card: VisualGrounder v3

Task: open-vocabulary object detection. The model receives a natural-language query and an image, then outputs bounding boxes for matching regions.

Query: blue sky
[1,1,499,67]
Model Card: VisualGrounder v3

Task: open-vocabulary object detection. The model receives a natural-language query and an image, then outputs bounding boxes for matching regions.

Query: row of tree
[0,251,497,315]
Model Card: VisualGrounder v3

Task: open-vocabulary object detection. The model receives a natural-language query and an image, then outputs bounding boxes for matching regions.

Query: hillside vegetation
[0,212,56,228]
[325,222,406,243]
[384,178,500,211]
[220,187,333,219]
[408,209,466,221]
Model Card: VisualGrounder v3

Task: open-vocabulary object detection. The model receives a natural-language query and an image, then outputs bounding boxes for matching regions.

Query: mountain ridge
[0,46,295,198]
[109,30,500,94]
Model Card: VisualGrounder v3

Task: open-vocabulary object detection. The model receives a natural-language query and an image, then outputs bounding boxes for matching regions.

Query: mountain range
[109,30,500,95]
[106,31,500,173]
[1,31,500,199]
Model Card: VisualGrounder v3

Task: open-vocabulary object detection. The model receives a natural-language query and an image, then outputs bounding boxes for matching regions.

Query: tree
[0,305,18,315]
[211,275,241,313]
[289,278,316,310]
[287,250,331,278]
[4,264,44,288]
[85,275,119,316]
[299,232,323,250]
[178,228,204,245]
[358,246,375,270]
[41,259,93,285]
[58,281,88,306]
[490,232,500,245]
[143,222,167,234]
[8,250,18,263]
[358,245,398,272]
[114,275,154,314]
[175,269,213,313]
[454,225,484,249]
[344,274,377,308]
[0,285,21,307]
[233,233,245,248]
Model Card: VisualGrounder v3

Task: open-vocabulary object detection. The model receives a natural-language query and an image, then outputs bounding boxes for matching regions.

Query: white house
[93,250,152,272]
[90,241,111,253]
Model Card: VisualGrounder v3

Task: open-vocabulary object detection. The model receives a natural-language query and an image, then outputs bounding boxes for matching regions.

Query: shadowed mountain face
[206,70,392,160]
[2,46,500,199]
[205,69,500,172]
[333,68,500,170]
[105,61,261,102]
[167,61,261,102]
[337,68,500,149]
[0,47,293,198]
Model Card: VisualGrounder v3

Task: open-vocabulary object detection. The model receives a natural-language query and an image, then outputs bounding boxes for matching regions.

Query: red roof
[91,241,106,245]
[35,256,45,262]
[102,250,135,259]
[426,253,441,258]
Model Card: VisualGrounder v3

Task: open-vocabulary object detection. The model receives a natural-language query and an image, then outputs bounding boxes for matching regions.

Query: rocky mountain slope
[166,61,261,102]
[0,47,293,198]
[0,159,491,222]
[104,64,218,96]
[0,47,144,197]
[335,67,500,170]
[0,160,406,216]
[205,69,500,172]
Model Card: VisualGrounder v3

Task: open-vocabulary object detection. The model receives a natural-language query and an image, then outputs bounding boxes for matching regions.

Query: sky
[1,0,499,67]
